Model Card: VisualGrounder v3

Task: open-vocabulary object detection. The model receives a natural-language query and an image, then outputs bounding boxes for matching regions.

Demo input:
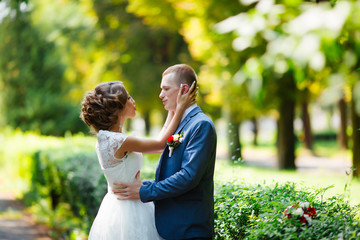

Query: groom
[114,64,217,240]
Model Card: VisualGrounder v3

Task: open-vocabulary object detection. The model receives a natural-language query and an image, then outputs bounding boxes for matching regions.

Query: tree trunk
[338,98,348,150]
[143,110,151,136]
[251,117,258,146]
[228,112,242,162]
[277,95,296,169]
[301,101,313,150]
[351,96,360,178]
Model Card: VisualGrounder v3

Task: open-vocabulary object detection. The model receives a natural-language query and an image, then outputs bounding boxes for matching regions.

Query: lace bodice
[96,130,129,169]
[96,130,142,193]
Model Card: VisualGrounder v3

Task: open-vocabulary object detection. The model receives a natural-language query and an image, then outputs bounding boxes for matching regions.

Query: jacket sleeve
[139,120,216,202]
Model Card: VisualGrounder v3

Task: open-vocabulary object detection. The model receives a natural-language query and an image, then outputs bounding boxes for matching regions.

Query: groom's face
[159,73,180,112]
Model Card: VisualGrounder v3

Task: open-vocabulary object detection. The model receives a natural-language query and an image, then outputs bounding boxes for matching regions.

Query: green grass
[217,133,358,205]
[311,140,344,157]
[214,159,360,207]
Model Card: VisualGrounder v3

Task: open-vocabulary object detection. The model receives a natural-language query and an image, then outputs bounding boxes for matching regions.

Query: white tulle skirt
[88,193,163,240]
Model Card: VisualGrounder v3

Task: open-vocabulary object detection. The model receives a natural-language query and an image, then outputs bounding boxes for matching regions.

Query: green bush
[28,150,105,214]
[25,149,107,238]
[0,129,99,238]
[214,182,360,240]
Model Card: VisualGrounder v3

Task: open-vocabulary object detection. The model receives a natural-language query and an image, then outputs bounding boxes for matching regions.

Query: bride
[80,80,196,239]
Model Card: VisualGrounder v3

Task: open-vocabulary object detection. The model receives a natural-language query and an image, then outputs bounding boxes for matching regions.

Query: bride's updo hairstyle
[80,81,128,132]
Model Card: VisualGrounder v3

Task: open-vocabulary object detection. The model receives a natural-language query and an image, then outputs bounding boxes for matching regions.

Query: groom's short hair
[162,64,197,86]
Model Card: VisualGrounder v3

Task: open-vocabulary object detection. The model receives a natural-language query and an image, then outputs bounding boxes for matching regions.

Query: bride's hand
[176,81,197,112]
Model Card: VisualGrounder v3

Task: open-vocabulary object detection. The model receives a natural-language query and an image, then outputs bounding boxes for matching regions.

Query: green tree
[333,0,360,177]
[316,0,360,177]
[91,0,194,135]
[126,0,262,161]
[0,1,85,135]
[215,0,358,169]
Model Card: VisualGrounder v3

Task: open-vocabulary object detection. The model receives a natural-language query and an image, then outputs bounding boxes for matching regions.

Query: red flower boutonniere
[166,132,184,157]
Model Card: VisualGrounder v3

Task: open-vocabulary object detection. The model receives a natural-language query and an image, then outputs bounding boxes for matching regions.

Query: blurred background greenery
[1,0,359,175]
[1,0,360,238]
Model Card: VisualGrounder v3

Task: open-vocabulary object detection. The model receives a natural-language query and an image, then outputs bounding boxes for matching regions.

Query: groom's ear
[181,84,190,94]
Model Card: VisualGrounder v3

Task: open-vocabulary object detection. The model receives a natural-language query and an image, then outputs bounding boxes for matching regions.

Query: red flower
[167,136,174,142]
[299,216,307,223]
[306,207,317,217]
[284,209,292,218]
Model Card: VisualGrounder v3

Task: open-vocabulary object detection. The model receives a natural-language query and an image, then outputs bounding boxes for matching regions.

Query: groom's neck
[181,104,197,122]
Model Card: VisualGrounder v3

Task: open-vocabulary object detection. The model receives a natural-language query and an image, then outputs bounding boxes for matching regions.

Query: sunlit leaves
[182,18,211,60]
[285,2,349,36]
[127,0,180,31]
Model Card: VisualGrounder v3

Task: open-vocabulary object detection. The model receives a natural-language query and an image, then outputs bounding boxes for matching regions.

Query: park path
[241,149,353,175]
[0,192,52,240]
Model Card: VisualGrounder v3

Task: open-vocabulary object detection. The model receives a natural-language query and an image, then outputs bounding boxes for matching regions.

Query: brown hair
[162,64,197,86]
[80,81,128,132]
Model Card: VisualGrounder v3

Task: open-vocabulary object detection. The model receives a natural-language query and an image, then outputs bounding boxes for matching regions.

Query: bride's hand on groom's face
[113,171,142,200]
[176,81,197,109]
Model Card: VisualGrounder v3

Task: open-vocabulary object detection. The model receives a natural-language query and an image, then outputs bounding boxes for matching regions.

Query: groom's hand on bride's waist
[113,171,142,200]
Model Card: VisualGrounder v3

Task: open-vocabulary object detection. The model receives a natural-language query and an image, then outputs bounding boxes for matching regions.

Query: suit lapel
[155,106,202,181]
[175,106,201,134]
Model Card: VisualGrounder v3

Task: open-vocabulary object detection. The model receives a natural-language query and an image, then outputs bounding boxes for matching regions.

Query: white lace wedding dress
[88,130,163,240]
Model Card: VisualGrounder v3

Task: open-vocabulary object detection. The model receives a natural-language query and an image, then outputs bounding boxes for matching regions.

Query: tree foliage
[213,0,360,169]
[0,1,86,135]
[91,0,194,120]
[1,0,359,176]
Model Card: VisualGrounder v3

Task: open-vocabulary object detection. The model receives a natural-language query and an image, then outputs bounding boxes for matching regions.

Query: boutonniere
[166,132,184,157]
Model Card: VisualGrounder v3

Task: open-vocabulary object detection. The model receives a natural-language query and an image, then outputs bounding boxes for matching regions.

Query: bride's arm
[148,111,175,153]
[158,110,174,139]
[116,82,196,156]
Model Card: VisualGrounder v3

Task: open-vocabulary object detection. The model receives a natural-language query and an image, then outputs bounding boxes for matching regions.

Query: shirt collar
[181,104,197,122]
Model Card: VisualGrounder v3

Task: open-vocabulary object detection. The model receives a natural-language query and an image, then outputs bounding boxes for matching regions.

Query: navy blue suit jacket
[140,106,217,240]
